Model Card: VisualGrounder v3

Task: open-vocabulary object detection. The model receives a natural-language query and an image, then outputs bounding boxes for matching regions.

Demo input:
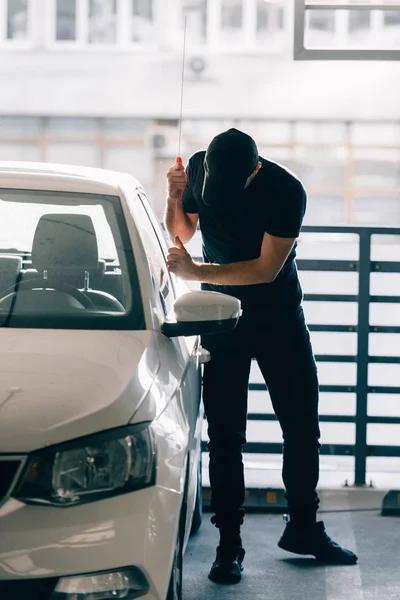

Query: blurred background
[0,0,399,223]
[1,0,400,488]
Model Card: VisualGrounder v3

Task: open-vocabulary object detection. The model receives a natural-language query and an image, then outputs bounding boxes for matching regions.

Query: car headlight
[14,424,156,506]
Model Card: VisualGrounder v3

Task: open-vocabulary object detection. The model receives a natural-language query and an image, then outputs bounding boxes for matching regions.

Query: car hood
[0,329,160,453]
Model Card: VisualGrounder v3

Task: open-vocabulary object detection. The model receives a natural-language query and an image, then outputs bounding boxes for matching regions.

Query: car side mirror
[161,291,242,338]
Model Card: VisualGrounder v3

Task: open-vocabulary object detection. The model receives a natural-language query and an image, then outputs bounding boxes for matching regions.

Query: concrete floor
[183,490,400,600]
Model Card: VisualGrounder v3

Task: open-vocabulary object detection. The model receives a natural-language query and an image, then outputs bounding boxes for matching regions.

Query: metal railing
[199,225,400,487]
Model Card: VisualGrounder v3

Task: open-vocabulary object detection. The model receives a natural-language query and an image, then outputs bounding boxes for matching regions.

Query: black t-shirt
[182,151,307,318]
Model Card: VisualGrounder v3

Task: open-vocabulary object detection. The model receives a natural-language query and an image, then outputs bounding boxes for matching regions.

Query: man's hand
[167,233,296,286]
[166,161,187,201]
[167,237,200,280]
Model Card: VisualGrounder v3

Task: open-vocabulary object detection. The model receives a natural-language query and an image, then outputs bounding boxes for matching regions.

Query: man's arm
[168,233,295,285]
[164,197,199,244]
[164,161,199,243]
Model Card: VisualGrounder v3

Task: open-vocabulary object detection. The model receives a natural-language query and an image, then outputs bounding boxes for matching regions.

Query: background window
[220,0,244,44]
[305,9,336,48]
[353,148,400,189]
[131,0,154,42]
[88,0,117,44]
[353,197,400,226]
[308,10,335,33]
[183,0,207,45]
[0,142,41,162]
[303,197,346,226]
[46,143,99,168]
[384,10,400,27]
[7,0,28,40]
[133,0,152,21]
[294,147,345,188]
[349,10,371,35]
[56,0,77,41]
[256,0,285,47]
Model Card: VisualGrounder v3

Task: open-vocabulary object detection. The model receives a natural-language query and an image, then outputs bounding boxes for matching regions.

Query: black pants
[201,307,321,530]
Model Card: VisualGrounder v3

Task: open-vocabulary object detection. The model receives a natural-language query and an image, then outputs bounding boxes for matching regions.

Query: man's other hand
[167,237,200,281]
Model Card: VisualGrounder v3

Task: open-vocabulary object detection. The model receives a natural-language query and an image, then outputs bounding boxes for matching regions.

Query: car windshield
[0,189,144,330]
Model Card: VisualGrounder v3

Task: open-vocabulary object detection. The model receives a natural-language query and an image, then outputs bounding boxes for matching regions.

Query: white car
[0,162,241,600]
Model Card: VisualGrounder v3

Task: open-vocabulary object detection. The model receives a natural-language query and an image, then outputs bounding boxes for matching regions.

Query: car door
[133,191,203,539]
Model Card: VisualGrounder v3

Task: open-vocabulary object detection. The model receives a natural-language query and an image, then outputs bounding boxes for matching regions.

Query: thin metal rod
[174,15,188,243]
[178,15,188,159]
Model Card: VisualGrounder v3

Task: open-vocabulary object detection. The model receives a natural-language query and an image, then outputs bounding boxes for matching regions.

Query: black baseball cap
[202,128,259,208]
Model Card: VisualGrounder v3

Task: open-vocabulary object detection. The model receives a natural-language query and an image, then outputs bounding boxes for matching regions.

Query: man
[164,128,357,585]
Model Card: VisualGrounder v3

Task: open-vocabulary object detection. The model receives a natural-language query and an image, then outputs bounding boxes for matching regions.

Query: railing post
[355,230,371,486]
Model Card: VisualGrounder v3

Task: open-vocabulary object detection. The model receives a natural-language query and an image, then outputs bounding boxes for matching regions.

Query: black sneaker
[208,545,246,584]
[278,521,358,565]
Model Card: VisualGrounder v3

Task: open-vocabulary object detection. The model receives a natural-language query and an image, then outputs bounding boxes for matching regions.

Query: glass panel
[7,0,28,40]
[103,118,151,137]
[385,9,400,26]
[45,143,99,168]
[348,9,371,34]
[88,0,117,44]
[183,0,207,44]
[306,8,400,49]
[369,364,400,387]
[370,302,400,326]
[130,197,173,316]
[303,301,358,325]
[133,0,152,20]
[370,332,400,358]
[306,9,336,49]
[131,0,155,42]
[370,273,400,297]
[256,0,285,43]
[311,332,358,356]
[297,232,359,260]
[300,271,358,295]
[307,0,400,5]
[303,196,346,225]
[257,0,269,34]
[0,189,143,327]
[152,158,174,221]
[371,234,400,261]
[0,143,41,161]
[369,394,400,417]
[182,119,235,146]
[353,197,400,225]
[294,122,347,144]
[294,147,345,187]
[0,117,42,137]
[220,0,244,44]
[56,0,77,41]
[46,118,99,137]
[103,145,154,184]
[350,122,400,146]
[353,148,400,187]
[307,10,335,32]
[257,146,293,165]
[241,121,291,144]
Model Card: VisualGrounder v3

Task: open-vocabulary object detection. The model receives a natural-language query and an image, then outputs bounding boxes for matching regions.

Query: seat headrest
[32,214,99,271]
[0,255,22,296]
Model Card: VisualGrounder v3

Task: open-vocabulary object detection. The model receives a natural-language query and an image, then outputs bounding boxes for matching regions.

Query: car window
[138,191,177,293]
[131,194,174,318]
[0,189,144,330]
